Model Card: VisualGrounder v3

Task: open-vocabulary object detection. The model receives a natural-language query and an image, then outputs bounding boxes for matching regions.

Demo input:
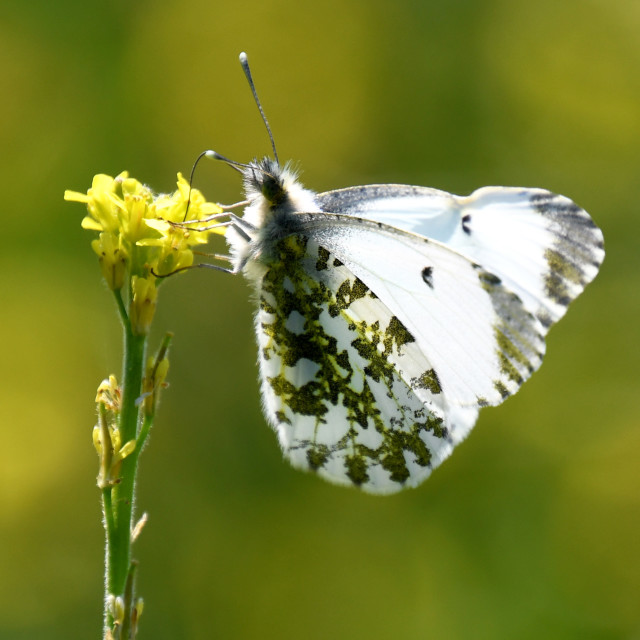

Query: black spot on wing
[462,214,471,235]
[421,266,434,289]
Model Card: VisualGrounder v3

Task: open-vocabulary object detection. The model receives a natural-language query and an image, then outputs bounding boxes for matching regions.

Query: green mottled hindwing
[256,234,474,493]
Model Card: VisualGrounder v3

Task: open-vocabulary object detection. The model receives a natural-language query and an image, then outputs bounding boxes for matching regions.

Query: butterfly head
[241,156,318,218]
[227,155,319,274]
[243,157,288,209]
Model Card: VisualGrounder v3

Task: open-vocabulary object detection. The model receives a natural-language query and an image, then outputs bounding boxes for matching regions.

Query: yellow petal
[81,216,104,231]
[64,190,90,203]
[91,174,117,192]
[143,218,171,234]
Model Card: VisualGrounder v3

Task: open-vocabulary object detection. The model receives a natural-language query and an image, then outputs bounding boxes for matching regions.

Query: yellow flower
[138,173,225,275]
[66,171,224,283]
[67,169,225,349]
[65,172,130,234]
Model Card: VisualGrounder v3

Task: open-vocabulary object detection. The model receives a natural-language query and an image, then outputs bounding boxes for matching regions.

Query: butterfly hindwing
[256,234,476,493]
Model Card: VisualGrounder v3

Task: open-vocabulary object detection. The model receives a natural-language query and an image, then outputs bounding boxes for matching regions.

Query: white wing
[256,234,478,493]
[316,185,604,328]
[294,212,548,410]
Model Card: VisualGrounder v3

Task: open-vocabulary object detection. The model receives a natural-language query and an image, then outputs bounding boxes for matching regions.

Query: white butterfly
[198,54,604,494]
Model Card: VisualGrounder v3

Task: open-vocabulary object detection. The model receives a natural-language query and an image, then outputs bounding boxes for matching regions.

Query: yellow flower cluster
[65,172,223,333]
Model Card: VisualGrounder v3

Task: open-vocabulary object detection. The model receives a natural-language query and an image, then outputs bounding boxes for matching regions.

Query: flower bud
[91,232,128,290]
[130,276,157,335]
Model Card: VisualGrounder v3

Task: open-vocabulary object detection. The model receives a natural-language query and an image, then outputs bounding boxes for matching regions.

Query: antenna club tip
[239,52,248,64]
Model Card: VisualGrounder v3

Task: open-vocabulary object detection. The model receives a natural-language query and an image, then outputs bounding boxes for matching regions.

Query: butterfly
[196,53,604,494]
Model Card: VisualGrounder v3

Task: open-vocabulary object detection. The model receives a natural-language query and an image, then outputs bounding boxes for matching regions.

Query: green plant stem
[114,289,129,326]
[103,317,147,632]
[135,415,153,459]
[102,487,115,556]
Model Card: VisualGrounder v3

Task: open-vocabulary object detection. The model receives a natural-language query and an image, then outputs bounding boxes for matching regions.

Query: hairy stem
[103,314,147,635]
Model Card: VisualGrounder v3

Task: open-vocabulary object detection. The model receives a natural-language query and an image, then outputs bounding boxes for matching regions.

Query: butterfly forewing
[457,188,605,328]
[255,234,476,493]
[316,185,461,243]
[292,213,547,409]
[316,185,605,329]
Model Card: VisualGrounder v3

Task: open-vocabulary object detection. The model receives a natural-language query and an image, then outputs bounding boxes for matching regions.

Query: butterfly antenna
[239,51,279,165]
[204,149,247,172]
[184,148,249,221]
[204,149,281,188]
[182,150,211,221]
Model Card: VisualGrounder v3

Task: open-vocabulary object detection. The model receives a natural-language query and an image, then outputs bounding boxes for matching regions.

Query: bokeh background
[2,0,638,638]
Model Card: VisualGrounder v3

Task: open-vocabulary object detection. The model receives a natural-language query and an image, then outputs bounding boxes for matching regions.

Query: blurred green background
[2,0,638,638]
